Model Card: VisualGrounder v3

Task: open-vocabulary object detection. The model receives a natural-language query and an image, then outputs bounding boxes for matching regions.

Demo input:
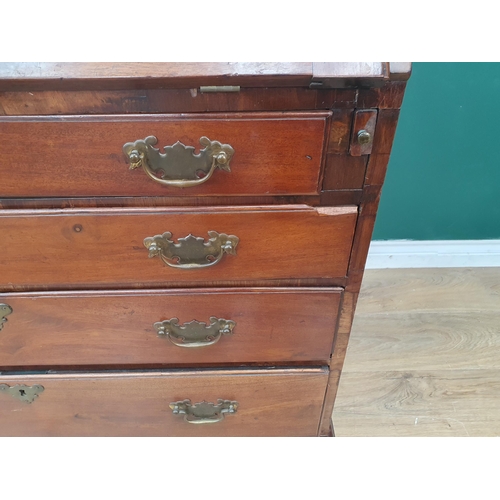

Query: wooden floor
[333,268,500,436]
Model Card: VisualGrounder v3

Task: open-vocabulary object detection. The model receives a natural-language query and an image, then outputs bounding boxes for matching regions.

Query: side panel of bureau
[0,368,328,436]
[0,206,357,289]
[0,288,342,367]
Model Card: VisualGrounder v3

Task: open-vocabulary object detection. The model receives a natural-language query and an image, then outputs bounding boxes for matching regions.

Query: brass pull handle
[169,399,238,424]
[0,384,44,403]
[144,231,239,269]
[123,136,234,188]
[154,317,235,348]
[0,303,12,331]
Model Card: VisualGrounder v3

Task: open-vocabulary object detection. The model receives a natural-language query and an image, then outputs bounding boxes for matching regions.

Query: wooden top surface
[0,62,411,91]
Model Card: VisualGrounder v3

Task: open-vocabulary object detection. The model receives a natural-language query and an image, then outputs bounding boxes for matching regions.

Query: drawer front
[0,288,341,367]
[0,112,328,197]
[0,368,328,436]
[0,206,356,289]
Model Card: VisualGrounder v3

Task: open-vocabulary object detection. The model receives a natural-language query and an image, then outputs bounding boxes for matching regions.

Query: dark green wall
[372,63,500,240]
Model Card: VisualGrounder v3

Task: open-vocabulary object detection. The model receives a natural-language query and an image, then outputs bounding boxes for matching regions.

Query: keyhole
[19,389,26,396]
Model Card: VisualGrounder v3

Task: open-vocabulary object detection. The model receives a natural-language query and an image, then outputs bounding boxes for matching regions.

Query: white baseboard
[366,240,500,269]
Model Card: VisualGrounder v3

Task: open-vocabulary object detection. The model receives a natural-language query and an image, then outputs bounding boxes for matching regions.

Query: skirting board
[366,240,500,269]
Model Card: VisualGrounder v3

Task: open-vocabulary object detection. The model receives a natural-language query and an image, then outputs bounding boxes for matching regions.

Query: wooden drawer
[0,205,357,289]
[0,368,328,436]
[0,112,329,198]
[0,288,341,368]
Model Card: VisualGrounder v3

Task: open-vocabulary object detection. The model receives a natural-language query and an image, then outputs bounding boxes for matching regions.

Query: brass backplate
[0,303,12,331]
[154,317,235,347]
[123,136,234,188]
[169,399,238,424]
[0,384,44,403]
[144,230,239,269]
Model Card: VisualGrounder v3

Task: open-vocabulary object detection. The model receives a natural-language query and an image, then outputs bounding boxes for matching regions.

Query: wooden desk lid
[0,62,411,91]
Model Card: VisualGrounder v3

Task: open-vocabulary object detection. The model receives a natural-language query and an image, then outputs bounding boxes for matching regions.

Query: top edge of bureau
[0,62,411,91]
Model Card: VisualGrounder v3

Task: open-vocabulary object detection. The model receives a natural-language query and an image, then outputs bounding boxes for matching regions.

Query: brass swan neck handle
[169,399,238,424]
[123,136,234,188]
[144,231,239,269]
[154,317,236,348]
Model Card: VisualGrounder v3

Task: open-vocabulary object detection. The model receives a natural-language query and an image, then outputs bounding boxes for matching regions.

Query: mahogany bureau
[0,63,410,436]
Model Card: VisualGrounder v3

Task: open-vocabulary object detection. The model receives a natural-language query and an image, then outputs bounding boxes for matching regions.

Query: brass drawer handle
[123,136,234,188]
[155,317,235,348]
[0,384,44,403]
[144,231,239,269]
[170,399,238,424]
[0,303,12,331]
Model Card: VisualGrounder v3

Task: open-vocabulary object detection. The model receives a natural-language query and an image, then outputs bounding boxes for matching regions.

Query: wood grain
[314,90,358,110]
[0,63,400,92]
[318,290,358,435]
[0,367,328,437]
[313,63,388,78]
[371,109,401,155]
[0,63,313,90]
[342,311,500,371]
[0,112,329,197]
[323,155,368,191]
[364,154,390,187]
[345,211,380,292]
[357,82,408,109]
[347,268,500,316]
[0,88,358,116]
[0,288,341,368]
[335,370,500,437]
[0,205,357,290]
[333,268,500,437]
[311,63,389,88]
[326,109,354,154]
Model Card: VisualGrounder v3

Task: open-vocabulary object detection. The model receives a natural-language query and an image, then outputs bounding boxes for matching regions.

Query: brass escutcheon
[154,317,236,348]
[0,303,12,331]
[169,399,238,424]
[0,384,44,403]
[123,136,234,188]
[144,231,239,269]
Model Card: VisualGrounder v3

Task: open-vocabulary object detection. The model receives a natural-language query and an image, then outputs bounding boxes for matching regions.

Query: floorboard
[333,268,500,436]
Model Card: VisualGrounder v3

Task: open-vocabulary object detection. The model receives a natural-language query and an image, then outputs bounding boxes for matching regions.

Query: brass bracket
[0,384,44,403]
[123,136,234,188]
[144,231,239,269]
[170,399,238,424]
[199,86,240,93]
[0,303,12,331]
[154,317,235,348]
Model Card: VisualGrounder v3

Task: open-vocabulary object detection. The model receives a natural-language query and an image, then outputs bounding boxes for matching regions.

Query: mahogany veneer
[0,368,328,437]
[0,113,329,197]
[0,288,341,368]
[0,62,409,436]
[0,206,356,289]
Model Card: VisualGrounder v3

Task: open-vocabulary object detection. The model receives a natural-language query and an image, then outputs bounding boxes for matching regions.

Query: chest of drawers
[0,62,409,436]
